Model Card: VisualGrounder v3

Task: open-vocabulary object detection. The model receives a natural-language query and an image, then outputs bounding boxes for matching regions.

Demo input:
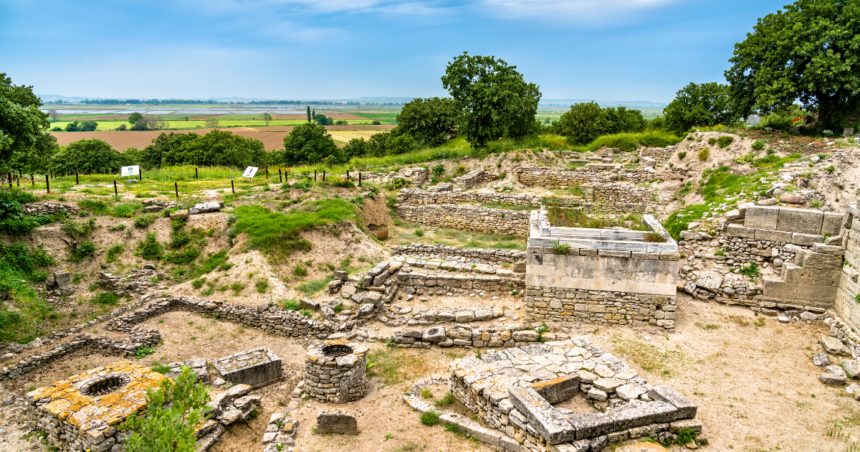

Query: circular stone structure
[305,339,368,403]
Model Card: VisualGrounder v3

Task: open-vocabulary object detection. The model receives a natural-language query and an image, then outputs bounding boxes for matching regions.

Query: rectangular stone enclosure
[526,208,680,330]
[212,347,282,389]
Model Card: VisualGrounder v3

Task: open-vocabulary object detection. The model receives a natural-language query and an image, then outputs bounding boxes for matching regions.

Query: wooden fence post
[174,182,179,199]
[314,170,317,181]
[265,167,269,179]
[359,172,362,187]
[45,174,50,193]
[195,168,198,179]
[346,170,350,181]
[114,180,118,196]
[322,171,326,181]
[30,173,34,186]
[278,168,282,183]
[231,180,235,194]
[75,169,79,185]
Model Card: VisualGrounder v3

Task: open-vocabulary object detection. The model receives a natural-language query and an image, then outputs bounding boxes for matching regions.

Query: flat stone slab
[317,409,358,435]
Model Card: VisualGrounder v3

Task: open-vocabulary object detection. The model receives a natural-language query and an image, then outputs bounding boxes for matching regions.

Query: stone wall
[515,166,658,187]
[391,244,526,264]
[396,269,525,295]
[836,206,860,330]
[304,340,367,403]
[453,169,498,189]
[395,204,530,236]
[23,202,79,216]
[639,146,676,164]
[525,286,677,330]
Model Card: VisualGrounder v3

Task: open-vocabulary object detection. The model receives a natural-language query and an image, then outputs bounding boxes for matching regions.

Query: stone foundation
[213,347,283,389]
[395,204,530,236]
[304,340,368,403]
[525,286,677,330]
[515,166,658,187]
[453,169,498,189]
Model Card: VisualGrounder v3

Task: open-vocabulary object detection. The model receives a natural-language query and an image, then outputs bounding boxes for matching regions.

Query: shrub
[432,164,445,177]
[552,242,571,254]
[293,264,308,276]
[733,152,756,165]
[134,214,155,228]
[717,136,734,148]
[50,138,131,174]
[120,367,211,452]
[62,218,96,239]
[739,261,760,277]
[69,241,97,262]
[697,148,710,161]
[106,242,125,263]
[751,139,766,151]
[113,203,139,218]
[420,410,441,426]
[677,151,686,160]
[282,299,300,311]
[280,123,345,166]
[707,138,717,145]
[255,279,269,293]
[77,199,110,215]
[643,232,667,243]
[92,292,120,305]
[163,246,200,265]
[414,229,424,237]
[136,233,164,260]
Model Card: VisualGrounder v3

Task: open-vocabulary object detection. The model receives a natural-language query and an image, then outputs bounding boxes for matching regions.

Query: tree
[441,52,541,147]
[556,102,609,145]
[396,97,459,147]
[121,367,211,452]
[48,109,59,122]
[65,121,79,132]
[128,112,144,124]
[0,73,52,172]
[662,82,739,134]
[50,138,130,174]
[306,106,311,123]
[725,0,860,131]
[140,132,199,169]
[162,130,268,168]
[78,120,98,132]
[262,112,272,126]
[602,107,646,134]
[203,117,220,129]
[281,123,344,165]
[343,137,371,158]
[313,114,333,126]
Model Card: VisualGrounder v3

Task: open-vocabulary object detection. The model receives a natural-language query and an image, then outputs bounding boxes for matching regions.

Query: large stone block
[608,401,679,430]
[783,265,842,286]
[316,409,358,435]
[726,224,755,238]
[647,386,697,419]
[508,387,576,444]
[744,206,780,230]
[763,276,797,299]
[791,233,825,246]
[754,229,792,243]
[822,212,846,236]
[563,412,616,440]
[796,284,838,305]
[801,252,844,270]
[777,208,824,235]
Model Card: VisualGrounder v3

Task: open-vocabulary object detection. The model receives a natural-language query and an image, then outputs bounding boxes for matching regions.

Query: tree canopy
[281,123,344,166]
[662,82,740,134]
[0,73,54,172]
[160,129,268,168]
[441,52,541,147]
[50,139,130,174]
[725,0,860,130]
[396,97,459,147]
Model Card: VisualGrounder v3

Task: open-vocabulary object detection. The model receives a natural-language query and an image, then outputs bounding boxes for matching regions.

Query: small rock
[843,360,860,379]
[812,353,830,367]
[778,316,790,323]
[820,373,847,386]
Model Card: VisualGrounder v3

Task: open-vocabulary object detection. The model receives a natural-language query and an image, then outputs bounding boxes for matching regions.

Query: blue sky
[0,0,789,103]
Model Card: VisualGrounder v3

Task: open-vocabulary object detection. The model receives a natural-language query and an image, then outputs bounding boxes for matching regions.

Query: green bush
[717,136,734,148]
[280,123,345,166]
[69,241,97,262]
[136,233,164,260]
[113,203,140,218]
[293,264,308,276]
[432,164,445,177]
[120,367,211,452]
[420,410,441,426]
[697,148,710,161]
[414,229,424,237]
[751,139,766,151]
[92,292,120,305]
[106,242,125,263]
[50,138,131,174]
[677,151,687,160]
[163,246,201,265]
[0,190,52,236]
[134,214,155,228]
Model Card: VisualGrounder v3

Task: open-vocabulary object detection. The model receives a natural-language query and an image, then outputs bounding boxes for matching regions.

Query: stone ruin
[26,361,261,452]
[304,339,368,403]
[212,347,283,389]
[447,339,700,451]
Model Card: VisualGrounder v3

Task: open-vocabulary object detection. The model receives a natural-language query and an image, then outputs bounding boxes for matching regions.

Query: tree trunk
[816,95,835,132]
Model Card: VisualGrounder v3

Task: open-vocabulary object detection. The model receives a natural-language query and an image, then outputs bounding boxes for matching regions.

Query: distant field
[49,118,381,131]
[327,130,384,143]
[50,125,396,150]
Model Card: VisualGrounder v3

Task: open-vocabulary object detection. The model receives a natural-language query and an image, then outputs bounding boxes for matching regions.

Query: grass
[0,243,59,343]
[611,334,685,377]
[105,242,125,263]
[296,277,332,296]
[232,199,357,262]
[366,347,430,385]
[420,410,441,426]
[569,131,682,153]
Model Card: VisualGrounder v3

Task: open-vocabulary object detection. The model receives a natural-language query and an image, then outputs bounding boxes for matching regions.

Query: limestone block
[316,409,358,435]
[507,387,576,444]
[782,265,842,286]
[813,243,845,255]
[763,276,797,299]
[796,284,838,304]
[608,401,679,430]
[822,212,845,236]
[647,386,697,419]
[801,252,844,270]
[754,229,792,243]
[777,208,824,235]
[563,412,615,440]
[726,224,755,238]
[744,206,780,230]
[791,233,826,246]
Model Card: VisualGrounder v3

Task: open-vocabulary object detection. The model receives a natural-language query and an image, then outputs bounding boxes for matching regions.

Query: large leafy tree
[662,82,739,134]
[441,52,541,147]
[556,102,609,145]
[726,0,860,131]
[281,123,344,165]
[396,97,459,147]
[162,129,268,168]
[0,73,55,172]
[50,139,130,174]
[140,132,199,168]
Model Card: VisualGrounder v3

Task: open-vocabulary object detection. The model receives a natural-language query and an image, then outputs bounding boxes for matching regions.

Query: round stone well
[305,339,368,403]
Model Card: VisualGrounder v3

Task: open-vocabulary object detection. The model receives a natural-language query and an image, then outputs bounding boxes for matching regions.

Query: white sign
[121,165,140,177]
[242,167,259,179]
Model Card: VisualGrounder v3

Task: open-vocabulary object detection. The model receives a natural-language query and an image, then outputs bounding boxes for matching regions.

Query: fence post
[265,167,269,179]
[314,170,317,181]
[45,174,50,193]
[278,168,282,183]
[322,171,326,181]
[139,168,142,181]
[6,172,11,189]
[346,170,350,181]
[16,174,20,188]
[75,169,79,185]
[174,182,179,199]
[359,172,362,187]
[231,180,235,194]
[114,180,118,196]
[195,167,198,180]
[30,173,34,186]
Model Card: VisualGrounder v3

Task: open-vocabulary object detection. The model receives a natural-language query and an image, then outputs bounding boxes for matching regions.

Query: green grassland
[49,118,383,131]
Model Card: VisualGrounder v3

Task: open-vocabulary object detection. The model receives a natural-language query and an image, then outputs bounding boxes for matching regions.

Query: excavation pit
[305,340,368,403]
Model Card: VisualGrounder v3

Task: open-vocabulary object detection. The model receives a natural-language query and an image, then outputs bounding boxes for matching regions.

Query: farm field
[49,125,397,150]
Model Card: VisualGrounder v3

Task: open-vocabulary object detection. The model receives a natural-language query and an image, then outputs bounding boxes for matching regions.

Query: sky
[0,0,790,103]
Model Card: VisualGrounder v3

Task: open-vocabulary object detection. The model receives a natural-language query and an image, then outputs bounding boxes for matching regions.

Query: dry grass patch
[366,346,433,386]
[610,335,685,378]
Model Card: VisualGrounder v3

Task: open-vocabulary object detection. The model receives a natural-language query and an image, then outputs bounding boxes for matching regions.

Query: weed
[151,364,172,374]
[436,391,456,407]
[739,261,760,277]
[106,242,125,263]
[255,279,269,293]
[420,410,441,426]
[92,292,120,306]
[717,136,734,148]
[135,346,156,359]
[163,246,201,265]
[135,233,164,260]
[134,214,155,228]
[644,232,667,243]
[551,242,571,254]
[297,277,332,296]
[282,299,300,311]
[421,388,433,399]
[68,241,97,262]
[677,151,686,160]
[293,264,308,277]
[229,282,246,295]
[414,229,424,237]
[697,148,710,161]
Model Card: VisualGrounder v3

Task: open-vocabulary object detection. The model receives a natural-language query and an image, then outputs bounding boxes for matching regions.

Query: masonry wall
[836,207,860,329]
[515,166,658,186]
[640,146,676,164]
[525,246,679,330]
[395,204,530,236]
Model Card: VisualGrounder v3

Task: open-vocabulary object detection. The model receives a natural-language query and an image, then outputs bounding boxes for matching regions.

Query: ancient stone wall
[640,146,676,164]
[525,286,677,330]
[395,204,530,236]
[453,169,498,189]
[515,166,658,187]
[836,206,860,330]
[391,244,526,264]
[396,269,525,295]
[23,202,79,216]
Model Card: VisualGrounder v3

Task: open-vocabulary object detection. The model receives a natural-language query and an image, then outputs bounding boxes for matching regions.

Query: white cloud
[481,0,683,23]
